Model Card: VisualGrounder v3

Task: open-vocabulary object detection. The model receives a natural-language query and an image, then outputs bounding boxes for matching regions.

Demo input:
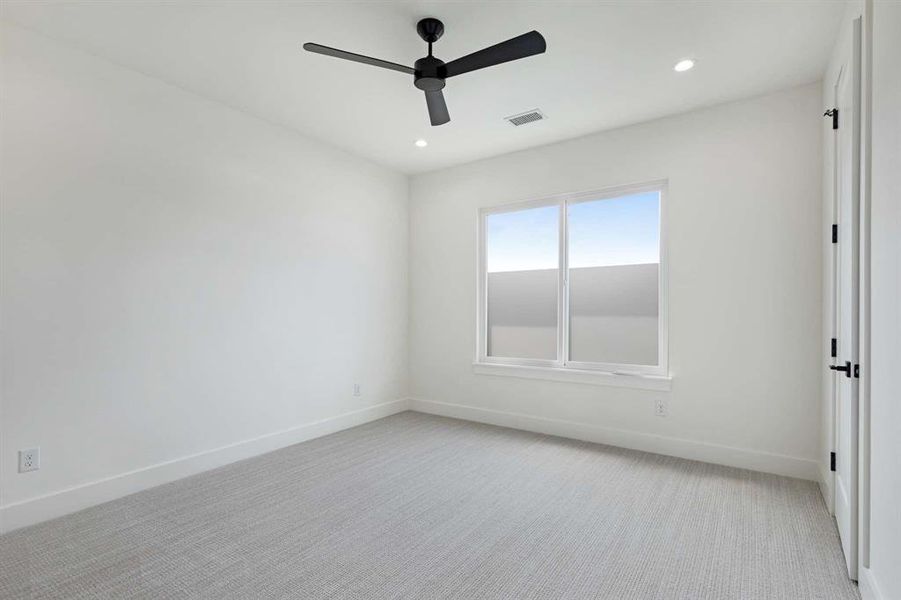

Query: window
[477,181,667,381]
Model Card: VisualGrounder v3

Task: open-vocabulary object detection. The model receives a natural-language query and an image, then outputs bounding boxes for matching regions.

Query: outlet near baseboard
[19,448,40,473]
[654,398,669,417]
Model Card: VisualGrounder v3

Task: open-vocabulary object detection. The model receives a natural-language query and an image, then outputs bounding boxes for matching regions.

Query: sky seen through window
[486,191,660,273]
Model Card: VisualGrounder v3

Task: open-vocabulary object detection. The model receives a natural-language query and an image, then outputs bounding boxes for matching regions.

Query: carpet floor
[0,411,859,599]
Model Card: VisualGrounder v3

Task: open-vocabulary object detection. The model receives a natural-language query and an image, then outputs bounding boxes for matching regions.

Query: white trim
[478,355,557,369]
[0,399,410,534]
[819,462,835,516]
[476,179,669,377]
[657,182,670,373]
[409,398,819,481]
[857,0,873,572]
[476,208,488,359]
[472,361,672,391]
[557,199,568,368]
[858,566,885,600]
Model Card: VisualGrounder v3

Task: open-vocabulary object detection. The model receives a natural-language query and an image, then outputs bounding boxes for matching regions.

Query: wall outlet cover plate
[19,447,40,473]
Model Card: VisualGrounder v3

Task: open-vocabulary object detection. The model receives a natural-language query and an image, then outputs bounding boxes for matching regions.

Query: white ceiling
[1,1,845,174]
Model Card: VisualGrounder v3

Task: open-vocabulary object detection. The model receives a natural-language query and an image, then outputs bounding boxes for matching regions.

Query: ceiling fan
[303,18,547,127]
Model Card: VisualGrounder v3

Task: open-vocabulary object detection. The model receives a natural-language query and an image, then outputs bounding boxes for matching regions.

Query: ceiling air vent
[505,109,545,127]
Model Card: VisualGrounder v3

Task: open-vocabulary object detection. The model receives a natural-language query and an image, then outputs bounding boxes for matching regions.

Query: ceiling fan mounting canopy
[303,17,546,127]
[416,17,445,44]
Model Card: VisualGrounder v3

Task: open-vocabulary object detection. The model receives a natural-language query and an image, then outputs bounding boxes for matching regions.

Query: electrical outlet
[353,383,361,397]
[19,448,40,473]
[654,398,669,417]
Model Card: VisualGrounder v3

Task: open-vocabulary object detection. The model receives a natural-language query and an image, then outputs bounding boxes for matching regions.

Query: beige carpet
[0,411,859,599]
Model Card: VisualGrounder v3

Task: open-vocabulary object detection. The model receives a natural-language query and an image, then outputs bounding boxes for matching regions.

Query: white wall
[409,83,824,479]
[0,24,409,531]
[861,2,901,597]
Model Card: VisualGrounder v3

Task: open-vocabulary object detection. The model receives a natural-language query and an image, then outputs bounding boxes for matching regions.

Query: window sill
[471,362,672,391]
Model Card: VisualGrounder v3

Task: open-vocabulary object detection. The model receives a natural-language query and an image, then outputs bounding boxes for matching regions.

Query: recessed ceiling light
[415,139,428,148]
[674,59,695,72]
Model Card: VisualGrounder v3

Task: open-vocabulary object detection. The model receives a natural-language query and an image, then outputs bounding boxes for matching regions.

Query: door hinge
[832,224,838,243]
[830,338,837,358]
[824,108,838,129]
[830,452,836,472]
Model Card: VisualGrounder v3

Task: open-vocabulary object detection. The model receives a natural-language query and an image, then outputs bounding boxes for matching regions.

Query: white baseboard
[0,399,410,534]
[1,397,822,534]
[858,567,885,600]
[819,462,835,514]
[409,398,819,481]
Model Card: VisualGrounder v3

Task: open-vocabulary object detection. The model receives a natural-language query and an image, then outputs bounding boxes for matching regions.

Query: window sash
[477,180,668,377]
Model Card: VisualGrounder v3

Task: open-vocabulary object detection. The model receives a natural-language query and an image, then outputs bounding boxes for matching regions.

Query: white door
[830,17,861,581]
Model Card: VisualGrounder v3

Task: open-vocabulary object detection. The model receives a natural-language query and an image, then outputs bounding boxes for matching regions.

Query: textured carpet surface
[1,411,859,599]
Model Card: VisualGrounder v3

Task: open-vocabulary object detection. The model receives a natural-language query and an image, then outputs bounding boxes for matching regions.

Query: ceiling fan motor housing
[414,56,446,91]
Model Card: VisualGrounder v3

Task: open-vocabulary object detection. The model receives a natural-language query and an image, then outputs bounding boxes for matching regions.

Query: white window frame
[475,180,670,387]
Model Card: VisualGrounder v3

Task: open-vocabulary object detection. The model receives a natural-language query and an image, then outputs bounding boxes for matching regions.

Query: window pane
[486,205,558,359]
[567,191,660,366]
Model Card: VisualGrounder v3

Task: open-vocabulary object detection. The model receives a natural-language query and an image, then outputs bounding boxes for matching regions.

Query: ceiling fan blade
[425,90,450,126]
[443,31,546,78]
[303,43,414,75]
